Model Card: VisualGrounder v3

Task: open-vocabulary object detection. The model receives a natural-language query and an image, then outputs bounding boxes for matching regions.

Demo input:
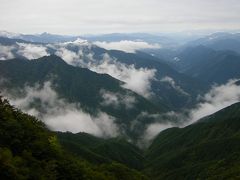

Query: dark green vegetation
[57,132,145,170]
[0,97,147,179]
[145,103,240,179]
[4,100,237,180]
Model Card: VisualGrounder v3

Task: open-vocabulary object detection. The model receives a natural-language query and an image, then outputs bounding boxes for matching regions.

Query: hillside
[145,102,240,179]
[0,97,147,179]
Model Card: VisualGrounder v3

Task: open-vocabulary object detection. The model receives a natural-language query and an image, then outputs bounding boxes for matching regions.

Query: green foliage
[0,97,148,179]
[57,132,145,170]
[145,103,240,179]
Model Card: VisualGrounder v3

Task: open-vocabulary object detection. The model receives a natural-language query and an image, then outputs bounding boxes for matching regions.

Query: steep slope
[0,97,148,179]
[145,102,240,179]
[57,132,145,170]
[89,48,207,109]
[0,36,207,110]
[0,55,165,138]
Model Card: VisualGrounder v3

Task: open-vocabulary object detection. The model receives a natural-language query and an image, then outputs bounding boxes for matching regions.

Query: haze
[0,0,240,35]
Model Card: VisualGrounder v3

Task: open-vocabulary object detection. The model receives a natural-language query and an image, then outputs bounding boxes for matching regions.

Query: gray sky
[0,0,240,35]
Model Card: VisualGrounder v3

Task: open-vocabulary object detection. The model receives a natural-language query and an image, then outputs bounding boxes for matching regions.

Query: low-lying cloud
[0,45,15,60]
[0,40,157,98]
[16,43,49,59]
[2,81,119,137]
[86,54,156,98]
[94,40,161,53]
[100,89,136,109]
[186,79,240,125]
[142,79,240,143]
[160,76,189,96]
[0,43,49,60]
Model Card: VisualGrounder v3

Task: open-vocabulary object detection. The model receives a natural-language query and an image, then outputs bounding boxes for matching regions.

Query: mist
[1,81,119,137]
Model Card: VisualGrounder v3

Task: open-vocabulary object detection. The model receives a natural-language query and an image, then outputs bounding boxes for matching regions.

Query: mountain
[0,36,207,110]
[0,96,148,179]
[0,31,81,43]
[145,102,240,179]
[101,50,207,109]
[0,55,165,139]
[57,132,145,170]
[188,32,240,53]
[172,45,240,85]
[1,86,240,179]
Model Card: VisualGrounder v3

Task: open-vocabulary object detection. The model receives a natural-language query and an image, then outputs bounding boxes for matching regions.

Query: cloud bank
[2,81,119,137]
[94,40,161,53]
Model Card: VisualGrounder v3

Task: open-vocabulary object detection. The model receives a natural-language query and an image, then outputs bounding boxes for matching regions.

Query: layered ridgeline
[1,97,240,179]
[0,55,164,139]
[145,102,240,179]
[187,32,240,53]
[171,45,240,85]
[0,97,147,179]
[0,36,206,110]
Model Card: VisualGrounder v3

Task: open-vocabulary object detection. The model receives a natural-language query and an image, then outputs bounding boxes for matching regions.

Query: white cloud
[160,76,189,96]
[141,79,240,143]
[3,81,119,137]
[55,47,81,64]
[143,122,174,142]
[55,48,157,98]
[16,43,49,59]
[100,89,136,109]
[0,45,15,60]
[186,79,240,125]
[88,53,156,98]
[94,40,161,53]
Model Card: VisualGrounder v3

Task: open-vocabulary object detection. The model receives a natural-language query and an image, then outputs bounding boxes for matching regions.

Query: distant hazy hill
[188,32,240,53]
[172,45,240,85]
[145,102,240,179]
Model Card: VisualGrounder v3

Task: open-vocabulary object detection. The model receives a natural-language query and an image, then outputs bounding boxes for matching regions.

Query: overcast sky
[0,0,240,35]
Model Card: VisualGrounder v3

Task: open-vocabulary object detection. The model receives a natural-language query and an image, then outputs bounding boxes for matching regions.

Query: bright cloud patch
[94,40,161,53]
[16,43,49,59]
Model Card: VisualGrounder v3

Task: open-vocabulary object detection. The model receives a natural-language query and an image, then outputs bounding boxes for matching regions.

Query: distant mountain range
[187,32,240,53]
[171,45,240,85]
